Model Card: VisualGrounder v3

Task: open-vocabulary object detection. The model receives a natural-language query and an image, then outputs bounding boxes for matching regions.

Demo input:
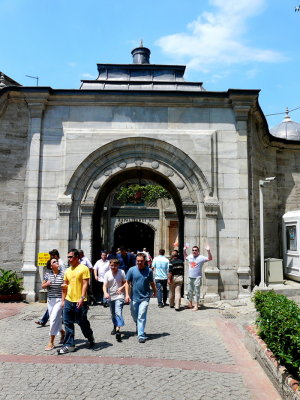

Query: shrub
[0,268,23,295]
[253,290,300,380]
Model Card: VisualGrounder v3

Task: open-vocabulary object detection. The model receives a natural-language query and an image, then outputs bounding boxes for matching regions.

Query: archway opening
[114,222,154,255]
[92,168,184,262]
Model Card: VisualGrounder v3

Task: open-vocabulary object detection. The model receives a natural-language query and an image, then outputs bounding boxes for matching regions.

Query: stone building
[1,45,299,301]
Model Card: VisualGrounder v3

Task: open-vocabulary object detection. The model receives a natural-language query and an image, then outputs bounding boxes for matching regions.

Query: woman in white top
[94,251,110,306]
[103,259,130,342]
[42,258,65,350]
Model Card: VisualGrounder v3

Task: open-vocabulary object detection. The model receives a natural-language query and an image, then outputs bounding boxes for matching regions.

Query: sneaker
[103,303,109,308]
[158,304,164,308]
[138,337,146,343]
[57,346,75,355]
[116,331,122,342]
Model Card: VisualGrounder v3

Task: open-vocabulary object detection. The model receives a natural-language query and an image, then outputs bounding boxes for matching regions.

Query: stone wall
[249,113,300,284]
[0,100,28,272]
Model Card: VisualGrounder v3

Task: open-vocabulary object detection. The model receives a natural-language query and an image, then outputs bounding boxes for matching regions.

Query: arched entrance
[114,222,154,255]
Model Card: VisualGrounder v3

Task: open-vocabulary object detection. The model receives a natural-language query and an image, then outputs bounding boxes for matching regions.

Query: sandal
[45,345,55,351]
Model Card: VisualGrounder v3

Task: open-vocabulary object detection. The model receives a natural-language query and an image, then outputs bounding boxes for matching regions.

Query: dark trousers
[94,281,107,304]
[63,299,93,347]
[40,309,49,325]
[155,279,168,305]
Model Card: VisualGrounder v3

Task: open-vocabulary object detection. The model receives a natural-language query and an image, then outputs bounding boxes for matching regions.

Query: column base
[21,263,37,302]
[204,293,220,303]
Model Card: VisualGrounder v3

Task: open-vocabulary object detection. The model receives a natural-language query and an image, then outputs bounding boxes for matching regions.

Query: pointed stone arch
[57,137,220,302]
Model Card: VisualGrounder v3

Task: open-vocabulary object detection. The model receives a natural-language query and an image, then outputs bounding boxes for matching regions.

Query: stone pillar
[203,196,220,303]
[230,95,253,299]
[21,94,48,302]
[57,195,72,259]
[80,202,94,260]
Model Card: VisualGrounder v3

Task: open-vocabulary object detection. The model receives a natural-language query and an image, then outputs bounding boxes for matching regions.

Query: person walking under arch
[125,253,156,343]
[168,250,184,311]
[57,249,95,354]
[152,249,169,308]
[103,259,130,342]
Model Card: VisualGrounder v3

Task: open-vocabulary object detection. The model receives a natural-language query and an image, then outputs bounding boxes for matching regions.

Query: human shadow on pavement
[145,332,170,341]
[75,339,113,351]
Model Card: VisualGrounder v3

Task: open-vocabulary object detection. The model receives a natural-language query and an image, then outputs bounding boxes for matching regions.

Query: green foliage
[253,290,300,380]
[0,268,23,295]
[117,184,171,204]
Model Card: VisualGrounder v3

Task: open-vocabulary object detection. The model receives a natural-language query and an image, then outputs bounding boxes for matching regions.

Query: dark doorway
[114,222,154,256]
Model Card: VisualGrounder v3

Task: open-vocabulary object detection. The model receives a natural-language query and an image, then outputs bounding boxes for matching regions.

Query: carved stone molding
[204,196,220,217]
[81,202,94,215]
[182,203,197,217]
[57,195,72,216]
[57,202,72,216]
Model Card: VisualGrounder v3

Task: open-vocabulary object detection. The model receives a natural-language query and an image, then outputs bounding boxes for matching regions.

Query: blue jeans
[130,299,149,339]
[109,299,125,327]
[40,309,49,325]
[155,279,168,305]
[63,300,93,347]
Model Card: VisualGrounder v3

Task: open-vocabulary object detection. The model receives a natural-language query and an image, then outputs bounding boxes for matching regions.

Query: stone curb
[245,325,300,400]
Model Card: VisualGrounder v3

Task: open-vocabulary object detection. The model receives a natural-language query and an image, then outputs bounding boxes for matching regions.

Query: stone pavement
[0,299,282,400]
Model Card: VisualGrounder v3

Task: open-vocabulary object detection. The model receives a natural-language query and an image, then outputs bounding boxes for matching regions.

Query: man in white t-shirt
[94,251,110,306]
[184,245,212,311]
[103,259,130,342]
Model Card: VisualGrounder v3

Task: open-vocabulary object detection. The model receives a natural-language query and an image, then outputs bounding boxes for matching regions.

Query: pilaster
[21,93,48,301]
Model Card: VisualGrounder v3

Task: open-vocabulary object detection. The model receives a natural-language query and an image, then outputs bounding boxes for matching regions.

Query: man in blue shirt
[117,247,136,273]
[152,249,170,308]
[126,253,157,343]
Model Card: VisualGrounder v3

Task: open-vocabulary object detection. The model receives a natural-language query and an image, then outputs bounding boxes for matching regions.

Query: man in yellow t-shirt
[57,249,95,355]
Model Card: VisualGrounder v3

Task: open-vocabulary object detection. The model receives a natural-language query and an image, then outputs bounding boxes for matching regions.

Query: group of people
[37,244,212,353]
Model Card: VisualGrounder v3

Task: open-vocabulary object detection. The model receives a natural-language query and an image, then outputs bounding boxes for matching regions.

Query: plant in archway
[117,184,171,204]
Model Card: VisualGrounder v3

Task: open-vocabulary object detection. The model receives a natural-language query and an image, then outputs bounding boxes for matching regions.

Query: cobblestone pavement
[0,299,282,400]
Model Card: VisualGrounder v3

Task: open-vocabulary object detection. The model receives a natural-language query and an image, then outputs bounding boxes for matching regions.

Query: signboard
[37,253,50,267]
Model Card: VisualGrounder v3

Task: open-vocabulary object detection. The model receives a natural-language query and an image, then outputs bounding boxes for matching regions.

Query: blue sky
[1,0,300,128]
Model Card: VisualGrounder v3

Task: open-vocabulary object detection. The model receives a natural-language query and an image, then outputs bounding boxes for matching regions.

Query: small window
[286,225,297,251]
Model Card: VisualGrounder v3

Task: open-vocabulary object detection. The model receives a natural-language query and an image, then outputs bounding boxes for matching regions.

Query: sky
[1,0,300,129]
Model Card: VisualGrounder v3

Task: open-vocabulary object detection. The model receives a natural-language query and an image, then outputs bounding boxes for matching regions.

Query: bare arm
[150,281,157,297]
[205,245,212,261]
[61,279,68,307]
[41,279,51,289]
[94,267,98,281]
[76,278,89,309]
[183,247,188,259]
[125,281,131,303]
[103,281,110,300]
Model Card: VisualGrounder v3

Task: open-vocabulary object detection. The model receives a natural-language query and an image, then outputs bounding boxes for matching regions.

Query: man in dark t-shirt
[168,250,184,311]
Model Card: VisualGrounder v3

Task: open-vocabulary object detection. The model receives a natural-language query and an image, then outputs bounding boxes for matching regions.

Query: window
[286,225,297,251]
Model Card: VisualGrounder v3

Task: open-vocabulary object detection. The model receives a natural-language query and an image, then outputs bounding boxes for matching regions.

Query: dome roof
[270,109,300,141]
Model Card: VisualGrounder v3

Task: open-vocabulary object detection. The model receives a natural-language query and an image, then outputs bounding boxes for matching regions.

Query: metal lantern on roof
[270,108,300,141]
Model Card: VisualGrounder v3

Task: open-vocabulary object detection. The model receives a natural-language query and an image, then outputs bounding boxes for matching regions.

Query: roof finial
[284,107,292,123]
[140,39,144,48]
